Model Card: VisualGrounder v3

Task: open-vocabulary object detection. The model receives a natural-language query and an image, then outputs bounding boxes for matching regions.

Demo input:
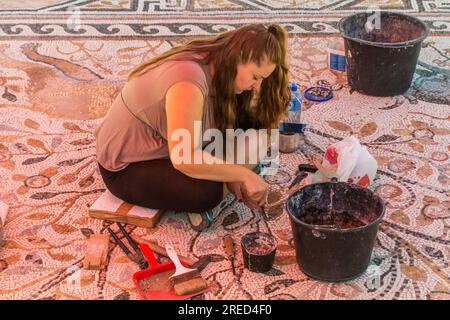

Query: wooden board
[89,190,163,228]
[83,234,110,270]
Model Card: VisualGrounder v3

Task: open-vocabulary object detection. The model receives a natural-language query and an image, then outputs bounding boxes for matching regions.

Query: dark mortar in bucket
[339,11,429,96]
[286,182,385,282]
[241,232,277,273]
[300,203,366,229]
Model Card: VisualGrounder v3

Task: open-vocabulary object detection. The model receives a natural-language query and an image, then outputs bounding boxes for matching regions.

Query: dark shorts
[98,159,223,212]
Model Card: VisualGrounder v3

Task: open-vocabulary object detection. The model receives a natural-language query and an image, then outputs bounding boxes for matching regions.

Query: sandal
[187,195,235,232]
[187,211,214,232]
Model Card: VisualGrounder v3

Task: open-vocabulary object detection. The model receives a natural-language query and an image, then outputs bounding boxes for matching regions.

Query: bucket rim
[338,11,430,48]
[285,182,386,233]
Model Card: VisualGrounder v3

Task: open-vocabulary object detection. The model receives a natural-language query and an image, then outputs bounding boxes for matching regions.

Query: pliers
[107,223,149,270]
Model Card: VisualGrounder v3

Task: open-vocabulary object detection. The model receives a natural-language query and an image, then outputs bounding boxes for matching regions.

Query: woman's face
[234,57,276,94]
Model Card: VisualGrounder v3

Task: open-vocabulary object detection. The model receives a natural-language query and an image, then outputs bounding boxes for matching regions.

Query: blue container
[329,51,347,72]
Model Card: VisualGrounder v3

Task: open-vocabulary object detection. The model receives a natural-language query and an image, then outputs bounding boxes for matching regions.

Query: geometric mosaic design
[0,0,450,39]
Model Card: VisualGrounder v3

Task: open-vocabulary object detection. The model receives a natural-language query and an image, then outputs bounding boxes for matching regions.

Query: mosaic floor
[0,0,449,300]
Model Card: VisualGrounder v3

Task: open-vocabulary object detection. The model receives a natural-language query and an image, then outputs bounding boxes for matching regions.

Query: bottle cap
[290,82,298,91]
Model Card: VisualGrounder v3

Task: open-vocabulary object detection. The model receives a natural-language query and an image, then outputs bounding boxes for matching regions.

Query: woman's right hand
[241,171,269,210]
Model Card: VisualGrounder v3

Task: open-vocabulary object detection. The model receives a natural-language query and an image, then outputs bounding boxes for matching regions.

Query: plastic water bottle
[288,82,302,123]
[279,82,303,133]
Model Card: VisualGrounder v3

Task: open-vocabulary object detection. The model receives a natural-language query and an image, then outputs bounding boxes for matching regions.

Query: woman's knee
[98,164,123,197]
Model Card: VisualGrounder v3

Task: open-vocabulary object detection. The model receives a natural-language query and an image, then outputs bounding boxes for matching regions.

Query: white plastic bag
[302,136,377,187]
[322,136,377,186]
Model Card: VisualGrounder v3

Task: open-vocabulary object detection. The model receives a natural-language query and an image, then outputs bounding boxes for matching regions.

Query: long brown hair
[128,24,290,133]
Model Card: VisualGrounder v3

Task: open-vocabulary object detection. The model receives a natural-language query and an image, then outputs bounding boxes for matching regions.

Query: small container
[278,122,307,133]
[241,232,277,273]
[328,38,346,73]
[304,86,334,102]
[279,131,300,153]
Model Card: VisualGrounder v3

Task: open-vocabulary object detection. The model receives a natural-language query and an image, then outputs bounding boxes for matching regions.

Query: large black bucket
[286,182,385,282]
[339,11,429,96]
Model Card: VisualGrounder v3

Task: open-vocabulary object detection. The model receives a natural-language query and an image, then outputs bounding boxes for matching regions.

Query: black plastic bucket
[286,182,385,282]
[241,232,277,273]
[339,11,429,96]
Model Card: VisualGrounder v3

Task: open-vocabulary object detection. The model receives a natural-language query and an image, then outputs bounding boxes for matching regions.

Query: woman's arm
[165,81,252,183]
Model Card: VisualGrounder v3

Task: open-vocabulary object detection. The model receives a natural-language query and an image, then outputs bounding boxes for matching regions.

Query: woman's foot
[187,211,214,232]
[187,195,234,232]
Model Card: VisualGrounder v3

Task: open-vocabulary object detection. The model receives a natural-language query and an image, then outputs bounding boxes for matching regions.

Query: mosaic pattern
[0,0,449,300]
[1,1,450,38]
[1,0,450,13]
[0,18,449,39]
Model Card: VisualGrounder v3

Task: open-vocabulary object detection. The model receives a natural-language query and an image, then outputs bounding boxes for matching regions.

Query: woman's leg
[98,159,223,213]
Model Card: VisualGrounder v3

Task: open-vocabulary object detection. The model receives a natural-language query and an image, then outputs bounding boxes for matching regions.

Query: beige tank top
[95,59,215,171]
